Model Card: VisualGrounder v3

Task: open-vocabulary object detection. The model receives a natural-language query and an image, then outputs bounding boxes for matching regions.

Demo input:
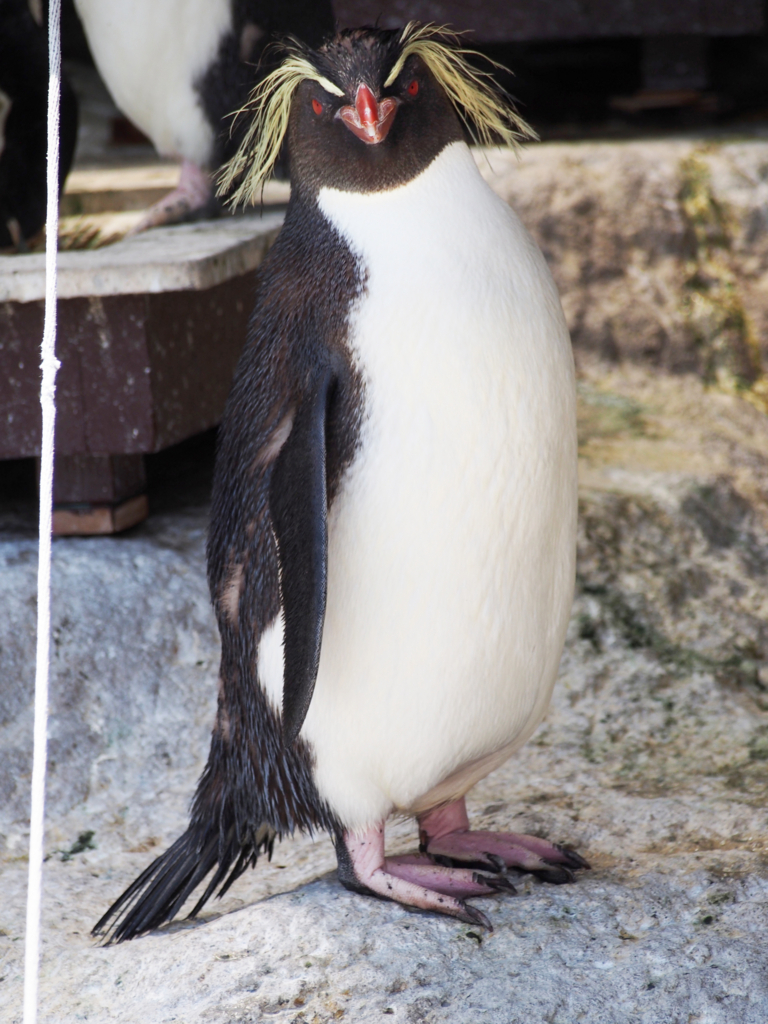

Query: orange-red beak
[337,84,399,145]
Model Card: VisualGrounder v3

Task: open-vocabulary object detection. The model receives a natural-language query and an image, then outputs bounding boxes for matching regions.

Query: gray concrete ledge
[0,214,284,303]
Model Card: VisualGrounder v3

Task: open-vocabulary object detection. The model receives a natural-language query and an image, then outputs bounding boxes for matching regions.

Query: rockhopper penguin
[94,23,586,941]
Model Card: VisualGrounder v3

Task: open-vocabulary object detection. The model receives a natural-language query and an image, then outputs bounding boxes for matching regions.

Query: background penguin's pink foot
[419,798,590,884]
[130,160,219,233]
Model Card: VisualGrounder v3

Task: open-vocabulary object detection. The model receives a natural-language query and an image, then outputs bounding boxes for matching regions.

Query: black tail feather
[188,835,264,918]
[185,834,246,919]
[92,823,273,943]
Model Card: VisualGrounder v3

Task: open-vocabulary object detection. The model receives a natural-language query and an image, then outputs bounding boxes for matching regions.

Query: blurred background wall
[58,0,768,137]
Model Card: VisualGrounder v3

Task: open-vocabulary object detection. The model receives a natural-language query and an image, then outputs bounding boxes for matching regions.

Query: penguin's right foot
[335,824,514,929]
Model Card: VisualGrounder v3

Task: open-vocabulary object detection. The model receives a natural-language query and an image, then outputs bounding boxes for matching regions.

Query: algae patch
[577,382,647,449]
[678,151,766,405]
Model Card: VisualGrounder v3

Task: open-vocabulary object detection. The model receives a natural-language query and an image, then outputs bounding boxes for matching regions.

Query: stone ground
[3,137,768,1022]
[3,360,768,1024]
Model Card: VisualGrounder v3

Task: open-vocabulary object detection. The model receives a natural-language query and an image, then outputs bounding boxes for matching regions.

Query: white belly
[74,0,229,164]
[261,143,577,831]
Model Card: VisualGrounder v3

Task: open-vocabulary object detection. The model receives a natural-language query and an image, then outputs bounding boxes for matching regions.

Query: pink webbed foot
[130,160,219,234]
[419,799,590,885]
[336,825,511,929]
[386,853,517,900]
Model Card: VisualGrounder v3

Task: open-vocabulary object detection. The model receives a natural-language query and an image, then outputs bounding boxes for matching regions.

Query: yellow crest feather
[217,53,343,208]
[385,22,536,149]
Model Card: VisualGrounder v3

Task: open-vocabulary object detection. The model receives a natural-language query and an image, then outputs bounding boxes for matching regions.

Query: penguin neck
[315,140,487,257]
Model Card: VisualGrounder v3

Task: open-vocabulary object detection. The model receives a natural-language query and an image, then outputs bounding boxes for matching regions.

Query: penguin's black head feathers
[219,22,535,204]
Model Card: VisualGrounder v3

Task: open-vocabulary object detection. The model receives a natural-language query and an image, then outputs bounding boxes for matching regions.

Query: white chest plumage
[260,142,577,832]
[73,0,230,164]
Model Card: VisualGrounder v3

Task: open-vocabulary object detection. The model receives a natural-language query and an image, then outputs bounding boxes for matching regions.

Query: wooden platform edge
[52,494,149,536]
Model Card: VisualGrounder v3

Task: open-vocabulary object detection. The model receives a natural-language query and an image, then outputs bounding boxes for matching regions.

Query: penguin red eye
[407,79,419,96]
[312,98,323,115]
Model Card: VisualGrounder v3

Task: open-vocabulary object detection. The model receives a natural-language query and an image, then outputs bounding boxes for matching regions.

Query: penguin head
[220,23,535,204]
[285,28,465,197]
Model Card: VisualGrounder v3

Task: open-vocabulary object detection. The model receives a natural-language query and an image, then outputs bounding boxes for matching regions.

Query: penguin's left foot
[419,798,590,885]
[336,824,510,929]
[129,160,220,234]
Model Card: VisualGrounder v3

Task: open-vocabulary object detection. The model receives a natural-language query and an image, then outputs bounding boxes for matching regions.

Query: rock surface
[479,138,768,400]
[3,362,768,1024]
[3,137,768,1022]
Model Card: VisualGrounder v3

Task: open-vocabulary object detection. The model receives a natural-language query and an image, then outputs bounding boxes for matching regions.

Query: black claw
[432,853,454,868]
[532,865,576,885]
[473,871,518,895]
[483,852,507,874]
[555,844,591,870]
[462,903,493,931]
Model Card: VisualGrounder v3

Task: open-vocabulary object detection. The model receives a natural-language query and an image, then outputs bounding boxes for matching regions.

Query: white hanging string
[23,0,62,1019]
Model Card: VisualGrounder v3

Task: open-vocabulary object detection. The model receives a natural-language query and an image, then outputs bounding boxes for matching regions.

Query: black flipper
[269,365,334,745]
[93,367,336,943]
[92,197,359,944]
